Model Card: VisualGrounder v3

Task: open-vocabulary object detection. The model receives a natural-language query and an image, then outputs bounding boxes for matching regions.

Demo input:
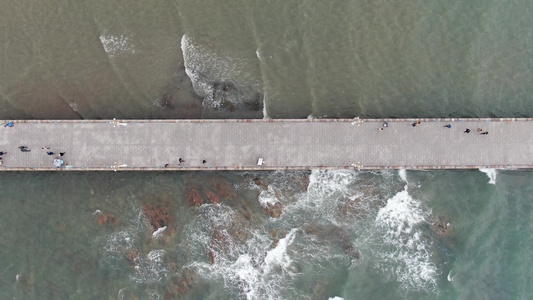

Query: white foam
[376,188,425,237]
[288,169,359,215]
[264,228,297,273]
[129,250,169,284]
[262,90,269,119]
[328,297,344,300]
[258,187,279,207]
[479,168,497,185]
[99,30,136,57]
[447,270,453,282]
[306,170,359,201]
[399,169,407,183]
[375,187,437,292]
[152,226,167,238]
[181,203,299,300]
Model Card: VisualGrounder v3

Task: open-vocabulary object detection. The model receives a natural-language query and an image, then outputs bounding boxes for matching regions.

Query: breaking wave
[180,34,263,113]
[181,202,300,300]
[374,185,438,293]
[479,168,497,185]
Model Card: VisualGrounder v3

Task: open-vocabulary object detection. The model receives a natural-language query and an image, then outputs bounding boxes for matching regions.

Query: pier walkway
[0,118,531,171]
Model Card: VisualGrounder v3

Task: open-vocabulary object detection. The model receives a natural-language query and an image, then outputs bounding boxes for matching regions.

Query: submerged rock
[142,202,173,233]
[185,185,204,206]
[167,268,200,296]
[94,211,118,227]
[208,178,237,201]
[204,189,221,204]
[263,201,283,218]
[339,197,364,218]
[253,177,268,190]
[125,250,139,269]
[431,215,451,237]
[185,179,236,206]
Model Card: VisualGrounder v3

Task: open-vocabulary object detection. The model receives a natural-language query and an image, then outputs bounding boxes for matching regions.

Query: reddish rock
[211,226,231,253]
[185,185,204,206]
[208,178,237,201]
[125,250,139,268]
[208,250,216,264]
[142,203,173,233]
[253,177,268,190]
[431,215,451,237]
[340,197,362,217]
[168,268,200,296]
[294,173,311,192]
[204,190,221,204]
[263,202,283,218]
[95,212,118,227]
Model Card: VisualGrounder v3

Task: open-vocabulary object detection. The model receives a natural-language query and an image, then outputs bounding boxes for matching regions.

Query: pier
[0,118,531,171]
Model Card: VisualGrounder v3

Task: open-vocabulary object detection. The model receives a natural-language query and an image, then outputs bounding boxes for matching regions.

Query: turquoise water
[0,1,533,299]
[1,170,532,299]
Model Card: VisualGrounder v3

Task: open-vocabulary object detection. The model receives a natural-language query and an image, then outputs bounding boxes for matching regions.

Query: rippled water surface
[1,1,533,299]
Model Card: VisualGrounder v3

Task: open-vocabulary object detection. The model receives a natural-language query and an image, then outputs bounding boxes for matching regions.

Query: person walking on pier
[179,158,184,163]
[59,152,66,156]
[19,146,30,152]
[0,151,6,155]
[481,131,489,135]
[202,160,207,164]
[463,128,471,133]
[444,124,451,128]
[46,151,55,156]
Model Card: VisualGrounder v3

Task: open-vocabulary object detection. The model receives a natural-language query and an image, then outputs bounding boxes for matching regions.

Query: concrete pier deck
[0,118,531,171]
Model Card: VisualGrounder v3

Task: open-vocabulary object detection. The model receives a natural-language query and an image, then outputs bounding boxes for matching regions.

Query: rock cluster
[431,215,451,237]
[94,211,118,227]
[185,178,237,206]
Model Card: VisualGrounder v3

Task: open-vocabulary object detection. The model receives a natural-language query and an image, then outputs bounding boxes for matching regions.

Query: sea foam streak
[99,30,136,57]
[479,168,497,184]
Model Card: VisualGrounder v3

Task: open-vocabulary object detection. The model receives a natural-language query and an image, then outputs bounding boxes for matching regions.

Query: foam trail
[399,169,407,183]
[262,91,269,119]
[479,169,497,184]
[329,297,344,300]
